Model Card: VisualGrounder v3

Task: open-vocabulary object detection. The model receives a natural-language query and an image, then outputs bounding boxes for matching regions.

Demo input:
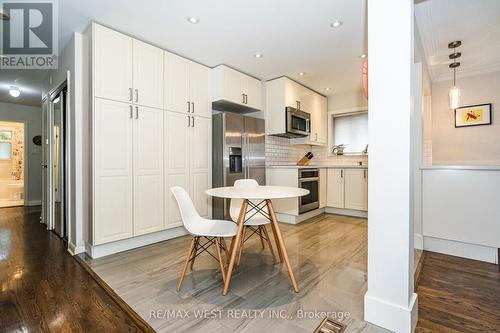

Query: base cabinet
[326,168,367,211]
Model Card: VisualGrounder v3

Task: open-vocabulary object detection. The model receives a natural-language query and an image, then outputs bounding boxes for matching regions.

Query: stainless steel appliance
[298,168,319,214]
[285,106,310,138]
[212,112,266,220]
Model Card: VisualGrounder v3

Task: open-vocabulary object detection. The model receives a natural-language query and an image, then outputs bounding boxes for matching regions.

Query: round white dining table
[205,185,309,295]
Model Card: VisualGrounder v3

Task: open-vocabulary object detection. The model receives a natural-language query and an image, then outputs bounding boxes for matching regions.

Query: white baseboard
[27,200,41,206]
[276,208,325,224]
[364,292,418,333]
[324,207,368,218]
[88,226,188,259]
[414,233,423,250]
[423,236,498,264]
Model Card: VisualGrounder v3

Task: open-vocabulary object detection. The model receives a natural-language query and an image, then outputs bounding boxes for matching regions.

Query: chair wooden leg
[237,227,247,266]
[220,237,230,264]
[215,238,226,284]
[269,218,283,262]
[190,237,199,270]
[262,225,277,263]
[178,237,197,292]
[259,226,265,249]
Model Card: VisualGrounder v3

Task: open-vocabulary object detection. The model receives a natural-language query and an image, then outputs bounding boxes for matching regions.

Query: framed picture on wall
[455,103,492,128]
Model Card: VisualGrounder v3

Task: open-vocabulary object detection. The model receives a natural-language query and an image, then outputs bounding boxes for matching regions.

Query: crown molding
[432,63,500,83]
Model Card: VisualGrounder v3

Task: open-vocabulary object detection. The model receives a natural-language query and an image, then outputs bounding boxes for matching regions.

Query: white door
[344,169,368,211]
[133,106,164,236]
[189,62,211,118]
[93,98,133,244]
[164,51,189,114]
[224,67,244,105]
[327,169,345,208]
[94,24,133,103]
[319,168,327,208]
[164,111,190,227]
[133,40,163,109]
[243,76,262,110]
[189,116,211,218]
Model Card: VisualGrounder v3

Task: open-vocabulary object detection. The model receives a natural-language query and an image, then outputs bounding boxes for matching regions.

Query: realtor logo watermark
[1,0,58,69]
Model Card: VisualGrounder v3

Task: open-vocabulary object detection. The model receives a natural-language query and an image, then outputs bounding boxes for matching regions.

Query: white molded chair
[229,179,277,264]
[170,186,237,291]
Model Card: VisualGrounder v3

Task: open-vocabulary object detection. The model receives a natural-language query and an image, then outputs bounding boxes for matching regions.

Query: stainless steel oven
[298,168,319,214]
[286,106,310,137]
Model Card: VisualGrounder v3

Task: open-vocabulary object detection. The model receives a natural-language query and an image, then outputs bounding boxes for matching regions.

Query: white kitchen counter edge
[421,165,500,171]
[267,165,368,169]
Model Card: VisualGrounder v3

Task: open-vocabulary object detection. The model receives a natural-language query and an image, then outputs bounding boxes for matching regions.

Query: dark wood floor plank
[416,251,500,332]
[0,206,144,333]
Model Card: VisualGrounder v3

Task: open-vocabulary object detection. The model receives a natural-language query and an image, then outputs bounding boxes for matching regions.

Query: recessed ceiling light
[324,87,331,91]
[254,53,263,59]
[330,21,343,28]
[298,72,306,76]
[359,54,367,59]
[9,86,20,98]
[187,17,199,24]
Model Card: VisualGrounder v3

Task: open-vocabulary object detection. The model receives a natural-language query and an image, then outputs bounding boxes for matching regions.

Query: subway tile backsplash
[265,135,368,166]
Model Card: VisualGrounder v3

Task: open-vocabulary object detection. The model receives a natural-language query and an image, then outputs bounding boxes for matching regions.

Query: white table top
[205,186,309,199]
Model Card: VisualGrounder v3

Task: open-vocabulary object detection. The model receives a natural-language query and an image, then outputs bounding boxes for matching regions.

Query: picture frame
[455,103,492,128]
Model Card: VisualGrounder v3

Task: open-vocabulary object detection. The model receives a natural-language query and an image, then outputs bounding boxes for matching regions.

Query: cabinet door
[243,76,262,110]
[165,112,190,227]
[94,24,133,102]
[224,67,245,105]
[316,96,328,144]
[327,169,344,208]
[133,106,164,235]
[344,169,368,211]
[284,79,300,108]
[133,40,163,109]
[319,168,327,208]
[93,98,133,244]
[189,62,211,118]
[189,116,211,218]
[164,51,189,114]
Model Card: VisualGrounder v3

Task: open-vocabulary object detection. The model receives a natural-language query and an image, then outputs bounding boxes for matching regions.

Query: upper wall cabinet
[212,65,262,112]
[164,52,211,118]
[93,24,163,109]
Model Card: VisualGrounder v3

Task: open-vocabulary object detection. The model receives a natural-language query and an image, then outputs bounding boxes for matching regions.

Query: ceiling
[0,0,367,107]
[415,0,500,82]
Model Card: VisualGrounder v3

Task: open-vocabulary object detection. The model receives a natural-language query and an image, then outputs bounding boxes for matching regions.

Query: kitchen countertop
[267,165,368,169]
[421,165,500,171]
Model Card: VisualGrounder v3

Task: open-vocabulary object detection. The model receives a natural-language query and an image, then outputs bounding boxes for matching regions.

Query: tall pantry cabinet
[89,23,211,247]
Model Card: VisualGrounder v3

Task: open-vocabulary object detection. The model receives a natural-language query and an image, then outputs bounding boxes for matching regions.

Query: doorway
[42,85,68,239]
[0,121,25,208]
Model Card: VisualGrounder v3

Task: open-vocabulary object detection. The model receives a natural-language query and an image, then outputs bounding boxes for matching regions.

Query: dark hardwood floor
[416,251,500,332]
[0,206,143,333]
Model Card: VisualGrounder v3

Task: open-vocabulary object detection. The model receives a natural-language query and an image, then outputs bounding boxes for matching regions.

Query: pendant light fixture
[448,41,462,110]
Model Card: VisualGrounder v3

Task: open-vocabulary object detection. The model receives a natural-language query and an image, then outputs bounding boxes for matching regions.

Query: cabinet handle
[187,101,191,113]
[242,93,245,104]
[191,116,195,127]
[135,89,138,103]
[191,102,195,113]
[135,106,139,119]
[341,170,343,178]
[364,170,367,179]
[129,88,133,101]
[245,94,248,104]
[129,105,133,118]
[315,133,318,141]
[187,115,191,127]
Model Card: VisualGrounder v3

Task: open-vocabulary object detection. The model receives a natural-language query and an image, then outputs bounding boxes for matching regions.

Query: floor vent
[313,317,347,333]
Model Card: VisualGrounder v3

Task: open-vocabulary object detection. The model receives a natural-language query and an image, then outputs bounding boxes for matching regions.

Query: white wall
[327,89,367,112]
[432,72,500,165]
[0,102,42,204]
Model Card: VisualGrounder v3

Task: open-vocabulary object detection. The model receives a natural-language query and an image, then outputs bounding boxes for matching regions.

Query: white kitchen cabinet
[164,52,211,118]
[93,98,134,245]
[212,65,262,111]
[344,169,368,211]
[93,24,133,103]
[133,106,164,236]
[319,168,327,208]
[133,40,164,109]
[164,112,211,227]
[327,169,344,208]
[291,91,327,146]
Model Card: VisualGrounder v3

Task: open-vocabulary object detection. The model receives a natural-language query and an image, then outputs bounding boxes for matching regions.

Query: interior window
[332,112,368,154]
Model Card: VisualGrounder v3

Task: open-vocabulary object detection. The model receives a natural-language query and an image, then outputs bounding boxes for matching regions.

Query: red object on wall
[362,58,368,98]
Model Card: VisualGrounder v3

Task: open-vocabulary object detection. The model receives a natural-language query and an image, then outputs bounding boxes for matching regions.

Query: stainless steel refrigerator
[212,112,265,220]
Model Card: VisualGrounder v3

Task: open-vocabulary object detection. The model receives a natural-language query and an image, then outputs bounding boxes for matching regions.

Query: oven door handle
[299,177,319,182]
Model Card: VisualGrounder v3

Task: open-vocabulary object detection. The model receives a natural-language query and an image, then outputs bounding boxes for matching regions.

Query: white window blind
[332,112,368,154]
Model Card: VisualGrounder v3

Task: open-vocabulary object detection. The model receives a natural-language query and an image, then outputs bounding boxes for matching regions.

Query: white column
[364,0,418,332]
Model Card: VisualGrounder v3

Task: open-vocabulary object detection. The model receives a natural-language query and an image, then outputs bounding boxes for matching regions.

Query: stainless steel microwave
[286,106,310,138]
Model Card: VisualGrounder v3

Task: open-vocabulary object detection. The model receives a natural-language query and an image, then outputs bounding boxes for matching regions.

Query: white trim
[432,63,500,83]
[414,233,423,250]
[325,207,368,218]
[27,200,42,206]
[327,106,367,116]
[423,236,498,264]
[364,292,418,333]
[67,241,86,256]
[88,226,187,259]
